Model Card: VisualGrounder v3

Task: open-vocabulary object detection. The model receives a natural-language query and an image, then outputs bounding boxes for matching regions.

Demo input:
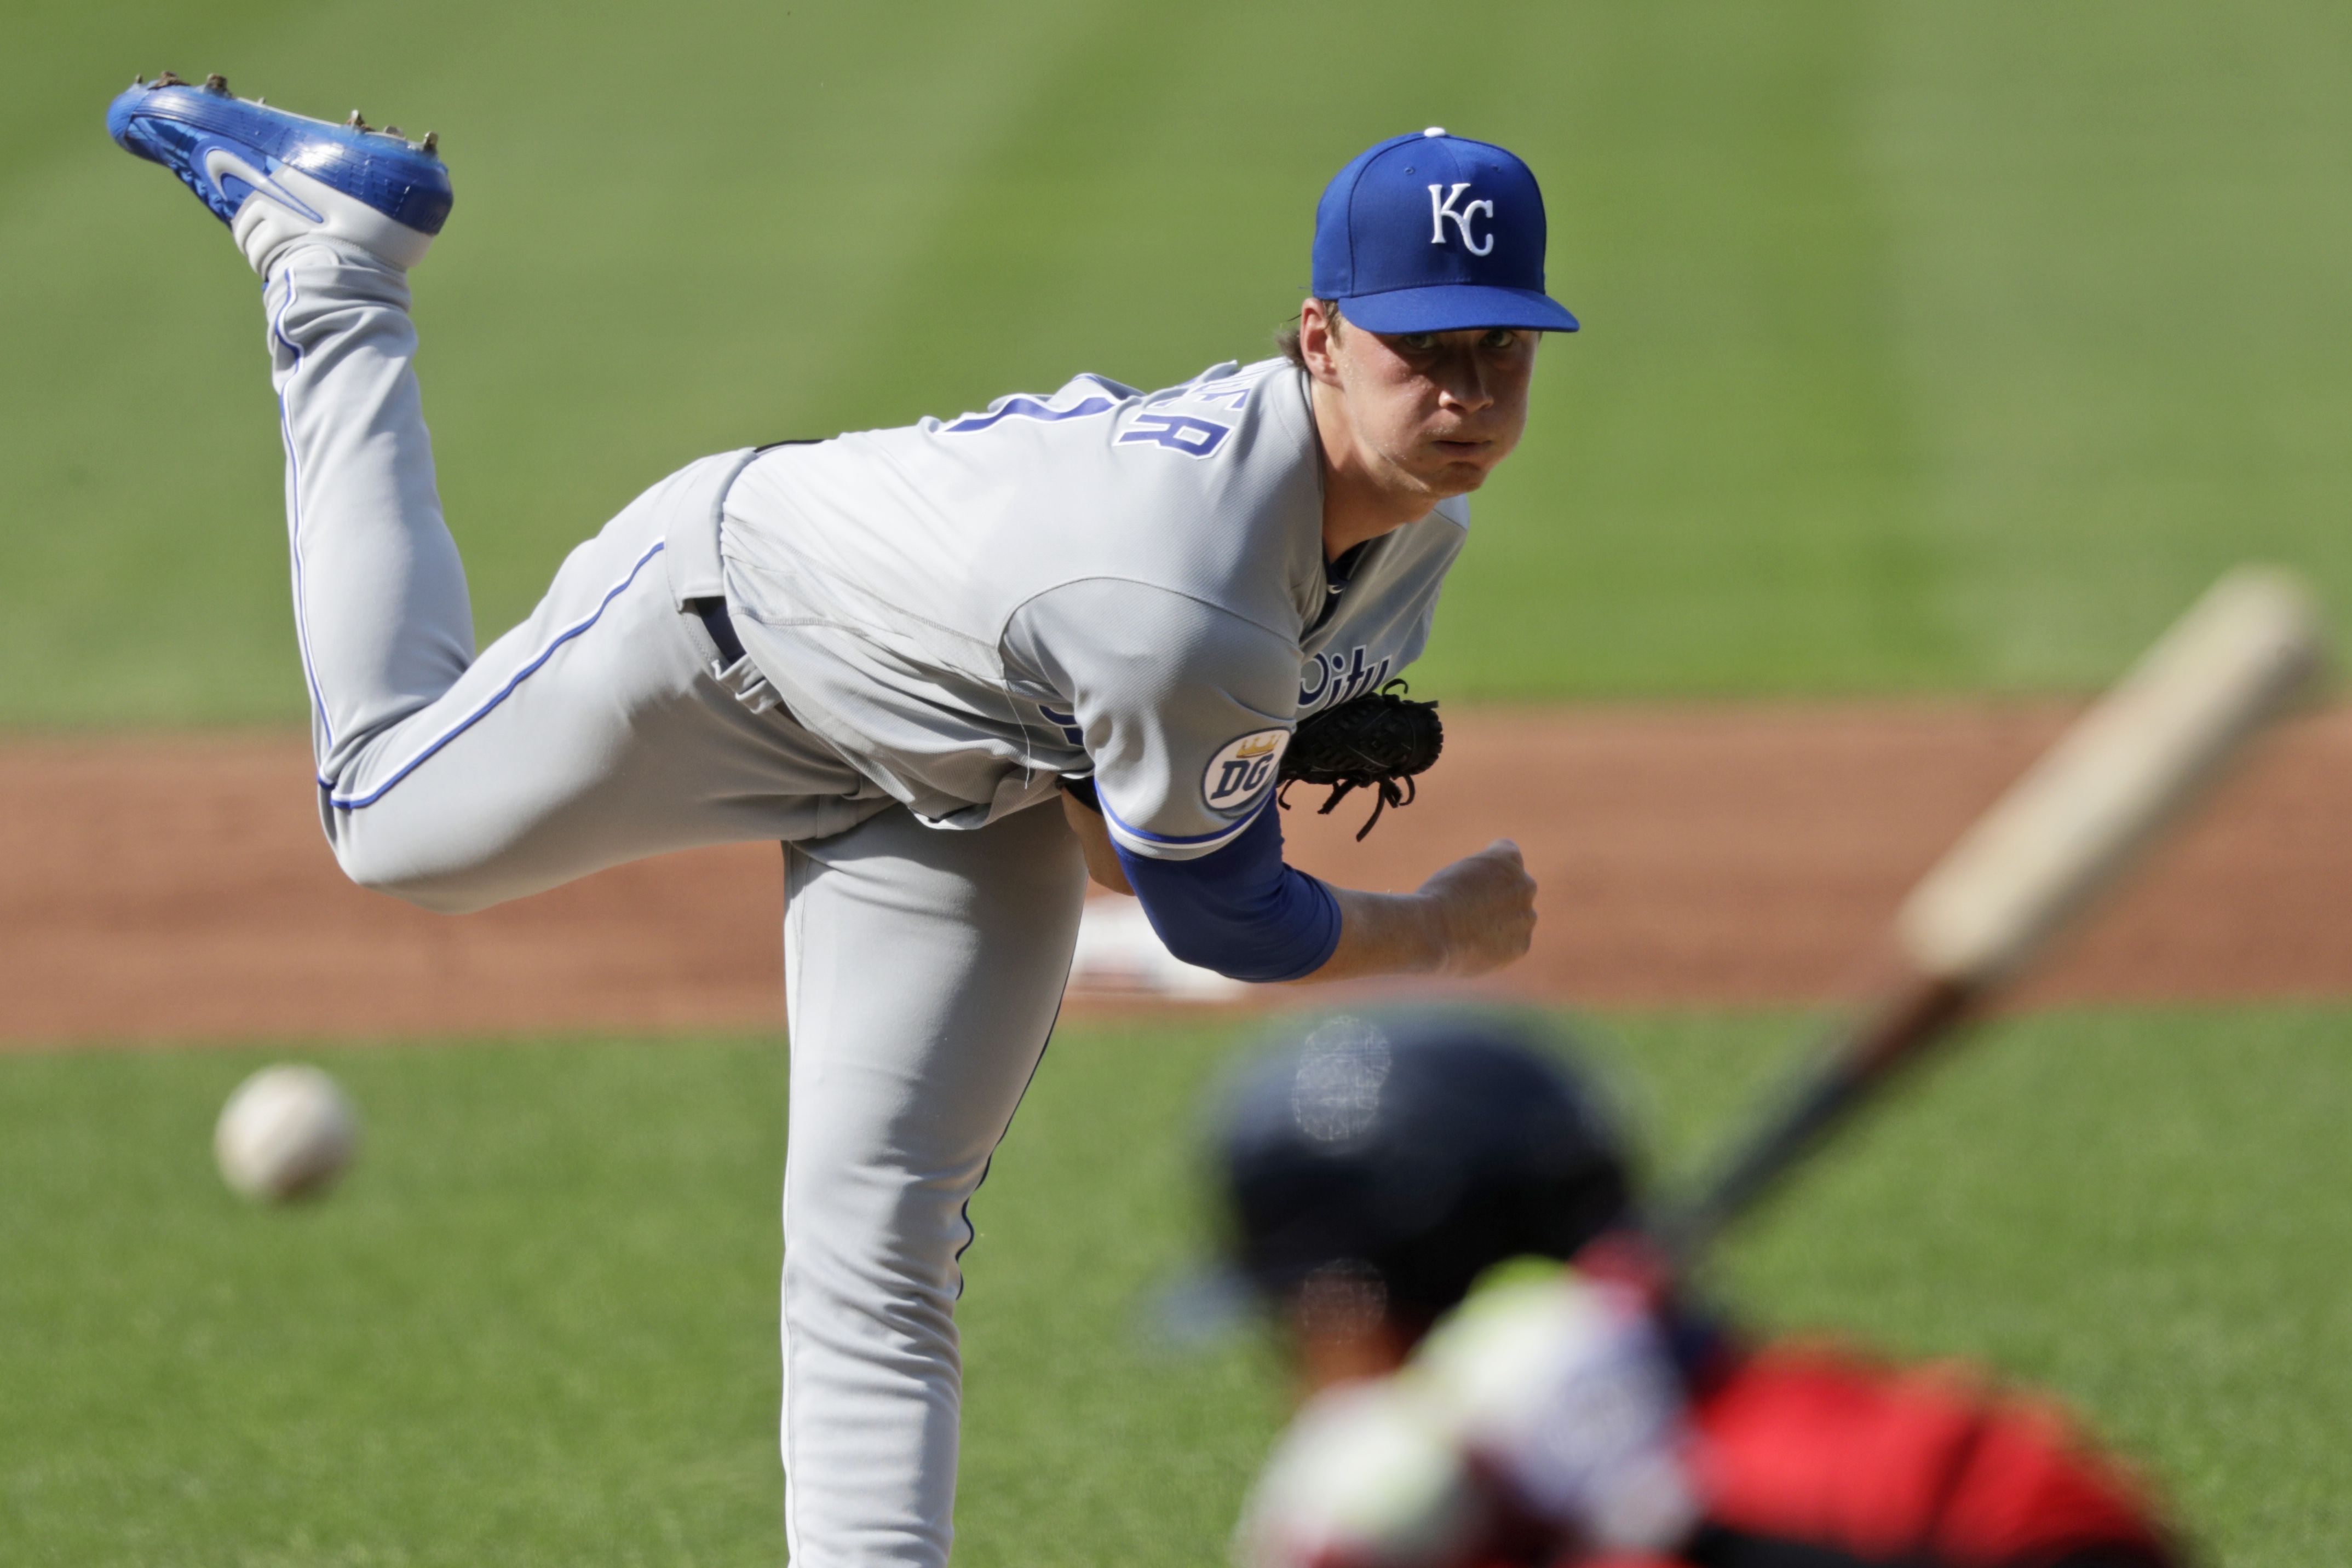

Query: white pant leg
[266,242,473,769]
[263,242,884,910]
[780,802,1088,1568]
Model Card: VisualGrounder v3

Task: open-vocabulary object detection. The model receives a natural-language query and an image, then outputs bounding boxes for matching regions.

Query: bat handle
[1653,976,1975,1266]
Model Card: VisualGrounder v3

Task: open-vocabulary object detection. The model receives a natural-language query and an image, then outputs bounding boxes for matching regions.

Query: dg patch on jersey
[1204,727,1290,815]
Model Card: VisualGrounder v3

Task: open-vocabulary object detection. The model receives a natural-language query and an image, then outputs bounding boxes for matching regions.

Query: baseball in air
[214,1064,360,1201]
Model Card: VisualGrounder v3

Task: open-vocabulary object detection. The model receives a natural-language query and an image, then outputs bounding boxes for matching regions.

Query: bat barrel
[1899,568,2323,989]
[1652,564,2325,1266]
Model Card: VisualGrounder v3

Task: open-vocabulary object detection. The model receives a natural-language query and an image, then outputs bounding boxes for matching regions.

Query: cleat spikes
[382,125,402,137]
[108,73,455,270]
[421,131,439,155]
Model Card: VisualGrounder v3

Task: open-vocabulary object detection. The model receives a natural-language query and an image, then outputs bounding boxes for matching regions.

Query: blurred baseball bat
[1655,567,2326,1261]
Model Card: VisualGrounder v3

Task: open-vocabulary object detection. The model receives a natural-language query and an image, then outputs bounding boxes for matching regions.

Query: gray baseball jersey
[244,239,1472,1568]
[718,359,1470,859]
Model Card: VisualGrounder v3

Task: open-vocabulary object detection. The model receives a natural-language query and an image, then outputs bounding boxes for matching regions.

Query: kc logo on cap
[1429,181,1496,256]
[1310,127,1578,336]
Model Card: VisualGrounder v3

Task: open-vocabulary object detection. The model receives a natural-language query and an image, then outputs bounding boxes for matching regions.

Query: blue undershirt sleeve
[1112,800,1342,983]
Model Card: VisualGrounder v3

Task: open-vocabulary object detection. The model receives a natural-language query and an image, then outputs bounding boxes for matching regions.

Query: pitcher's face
[1325,322,1539,504]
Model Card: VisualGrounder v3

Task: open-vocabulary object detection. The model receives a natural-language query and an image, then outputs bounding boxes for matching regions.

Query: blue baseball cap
[1312,128,1578,336]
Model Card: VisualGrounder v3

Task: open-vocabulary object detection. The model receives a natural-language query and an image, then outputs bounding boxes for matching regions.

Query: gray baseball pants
[266,240,1088,1565]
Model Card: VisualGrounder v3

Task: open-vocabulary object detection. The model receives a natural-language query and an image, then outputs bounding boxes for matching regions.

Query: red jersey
[1587,1343,2178,1568]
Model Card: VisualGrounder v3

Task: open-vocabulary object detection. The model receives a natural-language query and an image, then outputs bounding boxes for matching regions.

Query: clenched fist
[1306,838,1539,984]
[1420,839,1537,976]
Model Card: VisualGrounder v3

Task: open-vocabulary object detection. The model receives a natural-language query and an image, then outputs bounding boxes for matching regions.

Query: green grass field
[7,5,2348,1564]
[6,1,2352,721]
[5,1010,2349,1566]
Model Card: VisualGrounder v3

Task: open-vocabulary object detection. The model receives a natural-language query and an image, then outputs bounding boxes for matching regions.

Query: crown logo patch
[1203,728,1291,812]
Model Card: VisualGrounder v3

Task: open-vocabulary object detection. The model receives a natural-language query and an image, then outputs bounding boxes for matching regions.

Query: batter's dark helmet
[1214,1007,1634,1325]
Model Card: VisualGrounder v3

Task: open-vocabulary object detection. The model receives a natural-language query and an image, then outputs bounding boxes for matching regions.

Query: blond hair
[1275,299,1343,368]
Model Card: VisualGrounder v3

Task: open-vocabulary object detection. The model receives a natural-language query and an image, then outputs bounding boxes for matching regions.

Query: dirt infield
[4,705,2346,1045]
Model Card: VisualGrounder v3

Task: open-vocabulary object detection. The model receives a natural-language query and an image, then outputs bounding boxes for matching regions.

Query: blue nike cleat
[107,71,452,273]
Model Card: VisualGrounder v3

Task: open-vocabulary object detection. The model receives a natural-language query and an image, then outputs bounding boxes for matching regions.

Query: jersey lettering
[1299,646,1392,713]
[1428,182,1496,257]
[943,395,1116,435]
[1037,702,1085,746]
[1184,377,1255,411]
[1118,412,1233,458]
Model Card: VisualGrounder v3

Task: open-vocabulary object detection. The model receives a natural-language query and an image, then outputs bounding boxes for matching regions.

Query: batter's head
[1214,1007,1633,1327]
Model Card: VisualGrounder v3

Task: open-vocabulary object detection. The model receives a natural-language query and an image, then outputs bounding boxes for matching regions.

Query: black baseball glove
[1279,680,1443,840]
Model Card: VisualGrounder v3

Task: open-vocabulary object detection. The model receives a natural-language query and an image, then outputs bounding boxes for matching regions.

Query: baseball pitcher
[107,73,1566,1566]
